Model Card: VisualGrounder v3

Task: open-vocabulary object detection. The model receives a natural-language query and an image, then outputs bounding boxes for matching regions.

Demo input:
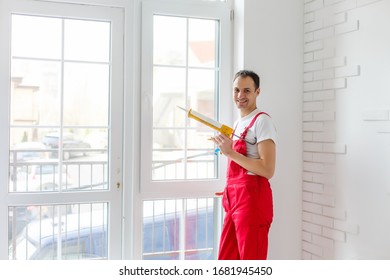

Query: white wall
[302,0,390,259]
[233,0,303,259]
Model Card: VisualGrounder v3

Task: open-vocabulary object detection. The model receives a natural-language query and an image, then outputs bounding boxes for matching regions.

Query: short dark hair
[233,70,260,89]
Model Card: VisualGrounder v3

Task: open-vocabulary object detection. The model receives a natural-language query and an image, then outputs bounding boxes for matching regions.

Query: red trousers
[218,174,273,260]
[218,112,273,260]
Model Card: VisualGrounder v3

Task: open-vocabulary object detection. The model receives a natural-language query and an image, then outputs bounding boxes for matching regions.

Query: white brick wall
[301,0,380,259]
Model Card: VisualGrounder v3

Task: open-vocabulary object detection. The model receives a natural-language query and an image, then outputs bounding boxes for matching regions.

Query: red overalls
[218,112,273,260]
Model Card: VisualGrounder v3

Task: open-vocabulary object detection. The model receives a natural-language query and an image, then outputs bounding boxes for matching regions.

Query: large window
[0,0,124,260]
[140,0,231,260]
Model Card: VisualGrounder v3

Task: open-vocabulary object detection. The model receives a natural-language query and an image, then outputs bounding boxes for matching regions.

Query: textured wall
[303,0,390,259]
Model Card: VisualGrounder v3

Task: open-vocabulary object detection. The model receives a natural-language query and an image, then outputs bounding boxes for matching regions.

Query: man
[211,70,276,260]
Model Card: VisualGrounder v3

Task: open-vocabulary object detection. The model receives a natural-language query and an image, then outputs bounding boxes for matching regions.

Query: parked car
[43,132,91,160]
[142,207,214,260]
[9,160,73,192]
[9,207,214,260]
[9,212,107,260]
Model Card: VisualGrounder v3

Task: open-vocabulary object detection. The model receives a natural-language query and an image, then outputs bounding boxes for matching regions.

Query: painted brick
[302,230,312,242]
[335,65,360,77]
[313,131,336,142]
[304,60,323,72]
[304,162,325,173]
[304,72,313,82]
[303,92,313,102]
[313,152,336,163]
[303,171,314,181]
[313,90,335,101]
[324,56,346,68]
[303,191,314,202]
[312,234,334,248]
[302,241,323,256]
[312,213,334,227]
[303,201,323,214]
[303,122,324,132]
[323,116,336,127]
[357,0,383,7]
[304,101,324,111]
[314,26,335,40]
[303,221,323,235]
[313,111,335,121]
[314,47,335,60]
[304,32,314,43]
[335,20,359,35]
[303,181,324,193]
[323,163,336,174]
[303,152,313,161]
[324,0,346,5]
[304,81,323,92]
[304,12,315,23]
[334,220,360,234]
[304,40,324,53]
[312,173,326,184]
[305,20,323,33]
[313,193,335,206]
[303,142,323,152]
[332,0,357,14]
[303,132,314,141]
[323,78,346,89]
[323,206,346,220]
[303,112,313,121]
[313,69,334,80]
[323,11,347,26]
[304,53,314,63]
[305,0,324,13]
[323,184,337,194]
[313,172,336,185]
[322,227,346,242]
[361,109,389,121]
[303,211,313,221]
[323,143,346,153]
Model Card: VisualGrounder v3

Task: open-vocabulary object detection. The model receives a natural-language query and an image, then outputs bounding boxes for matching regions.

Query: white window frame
[140,0,233,198]
[0,0,129,260]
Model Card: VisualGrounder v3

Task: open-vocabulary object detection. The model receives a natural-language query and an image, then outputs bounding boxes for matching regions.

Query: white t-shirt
[232,108,277,160]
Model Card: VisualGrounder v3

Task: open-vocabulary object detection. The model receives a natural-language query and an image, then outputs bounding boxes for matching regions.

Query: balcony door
[0,0,124,259]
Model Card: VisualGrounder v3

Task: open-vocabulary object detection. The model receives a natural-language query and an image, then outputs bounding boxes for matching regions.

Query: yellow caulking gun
[177,106,234,137]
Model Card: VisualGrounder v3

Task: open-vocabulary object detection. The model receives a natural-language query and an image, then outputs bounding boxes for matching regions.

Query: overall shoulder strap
[246,111,268,130]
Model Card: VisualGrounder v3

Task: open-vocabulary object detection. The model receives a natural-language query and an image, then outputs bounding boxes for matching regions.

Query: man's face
[233,76,260,116]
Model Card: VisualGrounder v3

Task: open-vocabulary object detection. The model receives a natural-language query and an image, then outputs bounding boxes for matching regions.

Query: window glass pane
[8,203,108,260]
[188,18,216,67]
[151,15,220,181]
[153,67,186,128]
[64,19,110,62]
[9,127,108,193]
[153,129,185,180]
[9,14,110,193]
[187,68,216,127]
[11,15,62,59]
[153,15,186,66]
[11,59,61,126]
[64,62,109,126]
[143,198,214,260]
